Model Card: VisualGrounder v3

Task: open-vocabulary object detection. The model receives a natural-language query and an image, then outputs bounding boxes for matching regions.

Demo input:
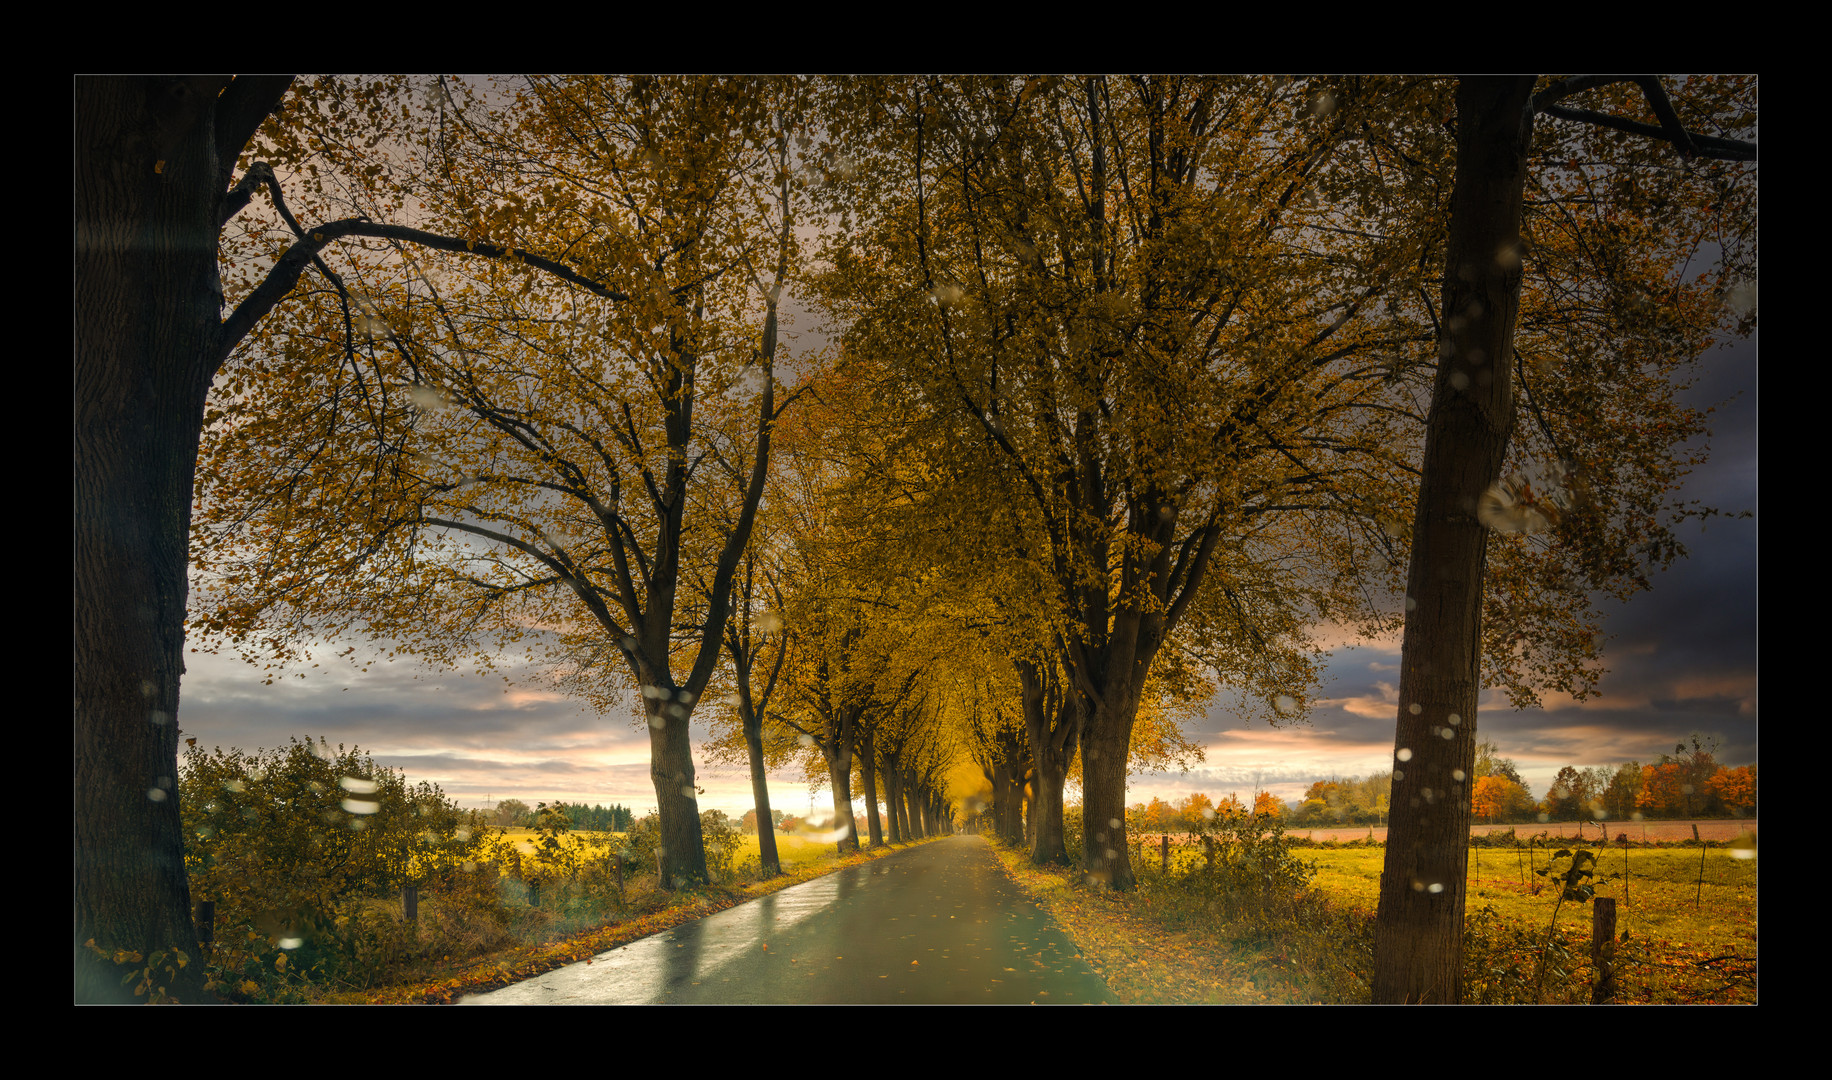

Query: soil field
[1276,818,1757,844]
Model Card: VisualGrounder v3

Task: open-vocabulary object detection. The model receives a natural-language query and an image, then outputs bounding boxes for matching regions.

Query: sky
[175,318,1757,821]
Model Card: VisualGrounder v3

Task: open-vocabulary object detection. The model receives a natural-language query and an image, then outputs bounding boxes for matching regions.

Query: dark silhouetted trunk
[743,709,781,877]
[75,75,292,1003]
[1372,76,1536,1004]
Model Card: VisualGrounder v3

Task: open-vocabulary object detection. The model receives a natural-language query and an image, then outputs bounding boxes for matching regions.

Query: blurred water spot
[408,385,454,412]
[1408,703,1422,715]
[339,776,379,794]
[1273,694,1297,715]
[1725,279,1757,316]
[1452,769,1467,781]
[1479,460,1573,535]
[279,937,304,950]
[1447,713,1460,726]
[147,788,167,802]
[342,798,379,815]
[1396,748,1413,761]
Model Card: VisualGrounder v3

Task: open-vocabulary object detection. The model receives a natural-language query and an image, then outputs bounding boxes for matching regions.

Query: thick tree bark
[1079,717,1137,890]
[74,75,291,1002]
[647,690,710,888]
[1371,76,1536,1004]
[826,741,860,855]
[1018,657,1076,866]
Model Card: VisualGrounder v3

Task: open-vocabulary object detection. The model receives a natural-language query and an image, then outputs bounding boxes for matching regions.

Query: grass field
[992,834,1757,1005]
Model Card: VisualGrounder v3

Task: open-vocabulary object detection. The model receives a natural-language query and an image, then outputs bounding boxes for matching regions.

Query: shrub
[180,737,503,996]
[701,810,743,883]
[1166,810,1321,935]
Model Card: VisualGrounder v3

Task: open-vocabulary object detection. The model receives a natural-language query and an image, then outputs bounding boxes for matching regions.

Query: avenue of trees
[76,75,1753,1003]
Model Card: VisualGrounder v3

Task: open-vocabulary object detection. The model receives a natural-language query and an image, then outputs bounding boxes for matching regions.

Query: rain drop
[1452,769,1466,782]
[1725,279,1757,316]
[1427,882,1444,894]
[1408,703,1422,715]
[1447,713,1460,726]
[157,776,172,790]
[408,385,453,412]
[621,636,638,652]
[146,788,167,802]
[1273,695,1297,716]
[279,937,304,950]
[339,776,379,794]
[1449,370,1470,390]
[1439,728,1455,740]
[798,734,814,747]
[342,798,380,815]
[1404,596,1417,612]
[1396,748,1413,761]
[1393,770,1405,781]
[1108,818,1121,830]
[681,786,696,799]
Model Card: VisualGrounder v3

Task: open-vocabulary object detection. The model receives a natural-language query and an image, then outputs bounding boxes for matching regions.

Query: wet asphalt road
[461,834,1116,1004]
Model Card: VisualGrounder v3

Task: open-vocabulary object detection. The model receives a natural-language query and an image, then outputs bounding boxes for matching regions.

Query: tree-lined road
[463,836,1115,1004]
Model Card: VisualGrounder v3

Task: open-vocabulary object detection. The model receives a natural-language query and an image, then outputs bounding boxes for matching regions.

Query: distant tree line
[1286,734,1756,827]
[490,799,635,832]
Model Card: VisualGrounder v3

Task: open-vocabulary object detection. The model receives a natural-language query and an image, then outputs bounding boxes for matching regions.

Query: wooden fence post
[1591,897,1617,1004]
[402,884,418,923]
[1204,835,1216,873]
[1161,834,1170,873]
[195,900,214,959]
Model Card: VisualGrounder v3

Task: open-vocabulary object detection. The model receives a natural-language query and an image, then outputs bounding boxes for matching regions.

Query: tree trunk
[858,731,886,848]
[74,76,249,1002]
[882,757,905,843]
[1372,76,1536,1005]
[742,709,781,877]
[827,745,860,855]
[1019,658,1076,866]
[648,695,709,888]
[1080,718,1137,890]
